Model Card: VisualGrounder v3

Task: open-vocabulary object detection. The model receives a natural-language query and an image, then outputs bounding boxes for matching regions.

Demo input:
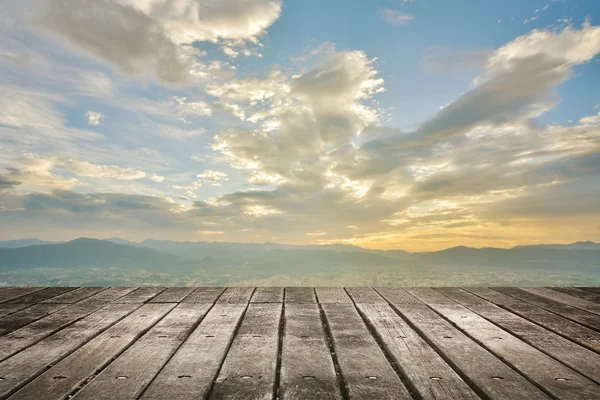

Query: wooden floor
[0,287,599,399]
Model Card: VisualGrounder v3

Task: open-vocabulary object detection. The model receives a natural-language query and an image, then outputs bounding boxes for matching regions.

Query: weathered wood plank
[280,303,342,400]
[410,288,600,399]
[251,287,284,303]
[345,287,387,303]
[373,287,421,304]
[314,287,351,303]
[114,287,166,303]
[0,287,135,361]
[0,303,139,398]
[209,303,282,400]
[436,287,600,385]
[580,287,600,295]
[3,287,77,304]
[0,303,69,336]
[284,287,316,304]
[70,303,210,400]
[182,287,226,303]
[493,287,600,331]
[217,287,255,304]
[522,287,600,316]
[379,289,549,399]
[321,303,411,399]
[357,302,480,400]
[551,287,600,304]
[7,304,173,400]
[464,287,600,353]
[141,304,247,400]
[0,288,44,304]
[147,287,195,303]
[41,287,107,303]
[0,303,29,319]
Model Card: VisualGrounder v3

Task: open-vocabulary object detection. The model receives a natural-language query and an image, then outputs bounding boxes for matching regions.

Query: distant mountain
[0,239,61,248]
[513,241,600,250]
[0,238,177,270]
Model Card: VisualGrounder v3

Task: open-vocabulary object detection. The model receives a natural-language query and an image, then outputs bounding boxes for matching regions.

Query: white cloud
[86,110,105,126]
[380,9,414,25]
[39,0,282,83]
[197,169,228,186]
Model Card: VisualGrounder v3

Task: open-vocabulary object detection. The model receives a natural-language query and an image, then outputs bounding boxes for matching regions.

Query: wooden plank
[436,287,600,384]
[115,287,166,303]
[493,287,600,331]
[251,287,284,303]
[41,287,107,303]
[464,287,600,353]
[0,304,30,319]
[551,287,600,304]
[0,288,44,304]
[522,287,600,316]
[321,303,411,399]
[0,303,140,398]
[209,303,282,400]
[70,303,211,400]
[0,303,69,336]
[148,287,195,303]
[357,302,480,400]
[284,287,316,304]
[280,303,342,400]
[0,287,135,361]
[141,304,247,400]
[217,287,255,304]
[374,287,421,304]
[3,287,77,304]
[314,287,351,303]
[580,287,600,295]
[345,287,387,303]
[379,289,549,399]
[409,288,600,399]
[8,303,174,400]
[182,287,226,303]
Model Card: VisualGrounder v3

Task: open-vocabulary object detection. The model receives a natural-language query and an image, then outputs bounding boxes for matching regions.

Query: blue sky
[0,0,599,251]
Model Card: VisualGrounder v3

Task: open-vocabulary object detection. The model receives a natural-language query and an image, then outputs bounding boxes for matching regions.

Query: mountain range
[0,238,599,287]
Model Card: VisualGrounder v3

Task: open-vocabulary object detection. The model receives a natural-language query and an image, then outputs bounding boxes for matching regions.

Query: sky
[0,0,599,251]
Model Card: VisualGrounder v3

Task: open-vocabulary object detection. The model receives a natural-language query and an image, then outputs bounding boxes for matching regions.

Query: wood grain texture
[114,287,166,303]
[0,287,135,361]
[436,287,600,384]
[209,303,282,400]
[321,303,411,399]
[182,287,226,303]
[0,303,139,398]
[314,287,351,304]
[280,303,342,400]
[522,287,600,316]
[251,287,284,303]
[464,287,600,353]
[8,303,173,400]
[380,298,549,399]
[71,303,210,400]
[357,302,480,400]
[3,287,77,304]
[345,287,387,304]
[141,304,247,400]
[0,288,44,304]
[284,287,316,304]
[411,288,600,399]
[493,287,600,331]
[0,303,69,336]
[217,287,255,304]
[147,287,195,303]
[41,287,107,303]
[550,287,600,304]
